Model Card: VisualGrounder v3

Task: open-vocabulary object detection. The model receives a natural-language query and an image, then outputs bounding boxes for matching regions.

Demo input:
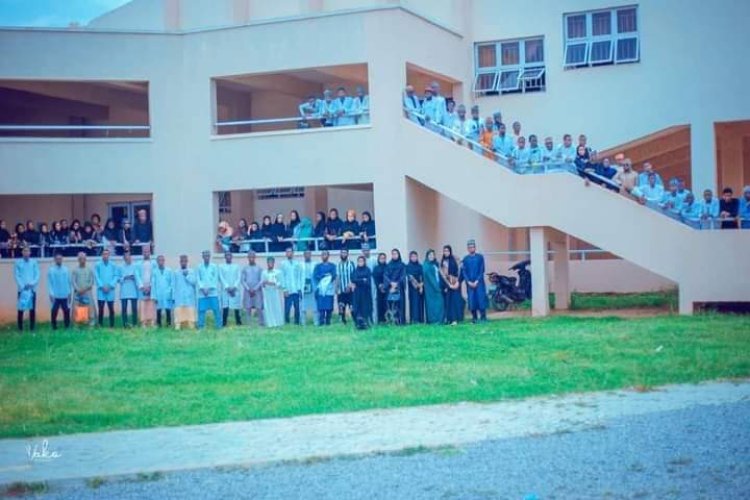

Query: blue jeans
[284,293,300,324]
[198,296,222,328]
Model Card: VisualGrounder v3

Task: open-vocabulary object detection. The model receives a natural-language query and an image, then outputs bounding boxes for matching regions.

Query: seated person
[680,192,702,228]
[613,159,639,195]
[719,187,739,229]
[698,189,719,229]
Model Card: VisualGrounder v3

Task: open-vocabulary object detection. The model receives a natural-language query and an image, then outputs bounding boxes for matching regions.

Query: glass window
[592,11,611,36]
[567,14,587,38]
[473,36,546,95]
[617,8,638,33]
[525,39,544,64]
[564,6,639,69]
[501,42,520,66]
[477,44,497,68]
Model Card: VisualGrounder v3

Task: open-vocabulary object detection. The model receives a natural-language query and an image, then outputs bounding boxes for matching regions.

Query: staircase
[398,118,750,310]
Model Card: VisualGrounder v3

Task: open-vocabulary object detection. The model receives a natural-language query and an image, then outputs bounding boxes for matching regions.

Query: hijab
[441,245,459,276]
[405,250,423,279]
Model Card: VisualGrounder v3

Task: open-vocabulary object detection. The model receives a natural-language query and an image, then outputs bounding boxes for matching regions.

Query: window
[564,6,639,69]
[256,187,305,200]
[108,201,151,229]
[474,37,546,95]
[218,191,232,214]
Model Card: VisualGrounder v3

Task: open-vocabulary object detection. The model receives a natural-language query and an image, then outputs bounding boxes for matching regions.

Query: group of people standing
[298,85,370,128]
[12,239,490,332]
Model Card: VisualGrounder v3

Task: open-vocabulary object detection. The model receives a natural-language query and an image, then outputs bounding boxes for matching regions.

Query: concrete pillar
[529,227,549,317]
[690,120,717,194]
[678,287,694,315]
[374,177,408,252]
[550,235,570,310]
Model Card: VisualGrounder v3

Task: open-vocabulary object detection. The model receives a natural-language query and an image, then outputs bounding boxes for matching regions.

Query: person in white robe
[330,87,356,126]
[403,85,422,124]
[352,86,370,125]
[261,257,284,328]
[151,255,174,328]
[219,251,242,326]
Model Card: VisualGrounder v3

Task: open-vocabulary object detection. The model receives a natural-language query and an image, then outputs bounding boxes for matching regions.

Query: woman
[405,250,424,324]
[372,252,388,323]
[248,221,265,253]
[0,220,10,258]
[235,218,250,253]
[360,211,376,249]
[422,249,445,324]
[350,255,373,329]
[574,145,592,180]
[50,220,70,256]
[313,211,327,251]
[101,218,119,253]
[294,217,313,251]
[441,245,463,325]
[261,256,284,327]
[325,208,343,250]
[340,209,361,250]
[81,221,99,256]
[69,219,83,250]
[260,215,274,253]
[270,213,287,252]
[287,210,301,236]
[383,248,406,325]
[216,221,234,253]
[38,223,51,258]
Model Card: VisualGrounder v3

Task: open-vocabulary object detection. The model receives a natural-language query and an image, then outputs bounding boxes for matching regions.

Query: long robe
[151,266,174,311]
[422,261,445,324]
[441,256,463,323]
[219,263,242,309]
[461,253,488,312]
[383,259,406,325]
[261,268,284,327]
[372,262,387,323]
[313,261,337,312]
[136,258,156,322]
[405,261,425,323]
[350,266,372,326]
[241,264,263,310]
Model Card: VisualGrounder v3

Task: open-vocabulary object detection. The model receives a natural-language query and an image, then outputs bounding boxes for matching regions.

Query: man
[719,187,739,229]
[402,85,422,124]
[492,110,503,132]
[577,134,592,157]
[511,136,531,172]
[429,81,447,118]
[71,251,96,326]
[196,250,222,328]
[47,252,72,330]
[614,159,639,195]
[511,121,522,144]
[638,162,663,187]
[24,221,41,257]
[540,136,559,167]
[659,179,685,220]
[466,105,483,152]
[136,245,156,327]
[95,248,118,327]
[301,249,318,326]
[298,95,321,125]
[461,240,488,323]
[313,250,337,326]
[319,89,335,127]
[352,85,370,125]
[527,134,543,168]
[451,104,469,143]
[330,86,356,126]
[118,250,139,328]
[443,99,456,130]
[420,87,443,131]
[152,254,174,327]
[556,134,577,166]
[14,245,39,332]
[639,172,665,208]
[336,249,355,324]
[241,251,264,326]
[491,122,515,159]
[132,209,153,255]
[698,188,720,229]
[280,246,304,325]
[173,254,197,330]
[739,186,750,229]
[361,243,378,323]
[219,251,242,326]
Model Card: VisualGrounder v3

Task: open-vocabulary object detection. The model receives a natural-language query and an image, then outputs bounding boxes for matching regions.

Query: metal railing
[0,124,151,138]
[0,241,152,259]
[215,113,370,133]
[217,235,377,254]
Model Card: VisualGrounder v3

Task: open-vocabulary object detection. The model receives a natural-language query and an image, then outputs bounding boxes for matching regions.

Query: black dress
[442,256,464,323]
[350,266,373,328]
[383,259,406,325]
[405,261,425,323]
[372,263,387,323]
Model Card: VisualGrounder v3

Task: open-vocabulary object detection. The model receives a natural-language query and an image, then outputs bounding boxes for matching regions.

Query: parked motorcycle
[487,260,532,311]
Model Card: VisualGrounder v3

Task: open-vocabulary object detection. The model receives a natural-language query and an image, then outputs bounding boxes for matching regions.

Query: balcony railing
[0,124,151,138]
[217,235,377,254]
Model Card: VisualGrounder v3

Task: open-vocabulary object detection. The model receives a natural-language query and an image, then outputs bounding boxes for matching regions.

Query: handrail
[0,125,150,131]
[216,117,304,127]
[218,234,377,254]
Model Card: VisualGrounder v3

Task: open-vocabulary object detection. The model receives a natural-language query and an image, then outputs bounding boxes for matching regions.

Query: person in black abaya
[313,211,327,251]
[383,248,406,325]
[441,244,464,325]
[270,213,287,252]
[372,252,388,323]
[405,250,424,324]
[350,255,373,329]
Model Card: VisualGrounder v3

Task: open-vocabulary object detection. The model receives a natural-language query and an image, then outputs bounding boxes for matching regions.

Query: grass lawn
[1,312,748,438]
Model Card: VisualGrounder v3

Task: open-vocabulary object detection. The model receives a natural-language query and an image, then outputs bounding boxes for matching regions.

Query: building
[1,0,749,321]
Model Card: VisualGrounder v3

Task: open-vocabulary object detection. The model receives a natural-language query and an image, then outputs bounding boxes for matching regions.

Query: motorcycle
[487,259,532,311]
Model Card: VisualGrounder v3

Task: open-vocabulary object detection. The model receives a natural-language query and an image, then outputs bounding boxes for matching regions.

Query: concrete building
[1,0,749,321]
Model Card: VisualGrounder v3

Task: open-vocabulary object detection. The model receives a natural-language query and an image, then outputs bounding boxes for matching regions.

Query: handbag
[74,304,89,323]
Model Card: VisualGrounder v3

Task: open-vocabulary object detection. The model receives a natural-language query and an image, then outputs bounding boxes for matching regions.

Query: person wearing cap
[402,85,422,124]
[698,188,720,229]
[680,192,702,229]
[420,86,443,132]
[329,86,356,127]
[14,245,40,332]
[352,85,370,125]
[261,256,284,328]
[461,239,488,323]
[739,186,750,229]
[196,250,222,329]
[152,254,174,328]
[219,251,242,326]
[173,254,197,330]
[241,251,264,326]
[466,104,483,153]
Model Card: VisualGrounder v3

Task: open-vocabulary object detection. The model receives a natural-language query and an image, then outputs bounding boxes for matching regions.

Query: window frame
[473,36,546,96]
[563,5,640,69]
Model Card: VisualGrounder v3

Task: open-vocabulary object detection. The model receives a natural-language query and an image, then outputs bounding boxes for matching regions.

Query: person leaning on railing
[739,186,750,229]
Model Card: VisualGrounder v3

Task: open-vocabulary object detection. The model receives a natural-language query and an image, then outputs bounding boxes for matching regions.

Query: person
[511,121,522,144]
[132,208,153,255]
[372,252,388,324]
[577,134,592,158]
[527,134,543,169]
[241,251,264,326]
[173,254,197,330]
[462,240,488,323]
[14,245,39,332]
[100,218,119,253]
[24,221,40,258]
[270,213,287,252]
[479,117,496,159]
[403,84,422,124]
[261,256,284,328]
[299,95,321,126]
[340,209,361,250]
[639,172,665,208]
[197,250,222,328]
[248,221,264,253]
[301,249,317,326]
[659,179,685,220]
[679,193,702,228]
[430,80,447,120]
[0,219,10,258]
[350,255,373,329]
[71,251,96,326]
[219,251,242,326]
[698,189,720,229]
[313,211,327,251]
[719,187,739,229]
[492,122,515,159]
[360,211,376,249]
[47,252,71,330]
[540,136,559,167]
[556,134,577,166]
[451,104,468,143]
[421,87,443,132]
[405,250,424,324]
[383,249,406,325]
[313,250,337,326]
[279,247,304,325]
[80,222,98,257]
[319,89,335,127]
[361,243,378,323]
[325,208,343,250]
[38,223,51,258]
[118,250,139,328]
[260,215,274,253]
[511,136,531,172]
[491,110,503,132]
[95,248,118,327]
[336,248,355,324]
[216,221,234,253]
[422,249,445,324]
[443,99,456,130]
[119,219,132,255]
[136,245,157,327]
[353,85,370,125]
[330,86,356,126]
[739,186,750,229]
[286,210,300,243]
[234,218,250,253]
[152,255,174,328]
[638,162,663,187]
[466,105,482,152]
[441,245,463,325]
[614,159,639,195]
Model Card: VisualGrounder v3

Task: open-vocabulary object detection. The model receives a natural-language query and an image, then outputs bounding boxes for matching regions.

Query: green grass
[513,291,678,311]
[0,313,748,438]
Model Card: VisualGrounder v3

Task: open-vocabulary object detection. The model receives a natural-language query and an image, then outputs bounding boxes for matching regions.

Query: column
[678,287,694,316]
[550,234,570,311]
[373,177,408,253]
[690,120,717,194]
[529,227,549,317]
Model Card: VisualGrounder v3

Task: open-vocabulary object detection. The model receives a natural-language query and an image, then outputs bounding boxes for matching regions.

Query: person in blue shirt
[279,247,304,325]
[698,189,720,229]
[118,250,139,327]
[739,186,750,229]
[680,193,703,229]
[173,254,197,330]
[352,86,370,125]
[402,85,422,125]
[660,179,685,220]
[461,239,488,323]
[152,255,174,328]
[491,122,515,159]
[330,86,356,126]
[638,162,663,188]
[197,250,222,329]
[95,248,118,327]
[14,245,40,332]
[312,250,337,326]
[47,252,72,330]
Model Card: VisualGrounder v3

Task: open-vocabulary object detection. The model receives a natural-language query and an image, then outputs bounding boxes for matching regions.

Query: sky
[0,0,131,27]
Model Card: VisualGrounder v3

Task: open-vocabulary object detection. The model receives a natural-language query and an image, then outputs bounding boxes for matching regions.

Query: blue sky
[0,0,131,27]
